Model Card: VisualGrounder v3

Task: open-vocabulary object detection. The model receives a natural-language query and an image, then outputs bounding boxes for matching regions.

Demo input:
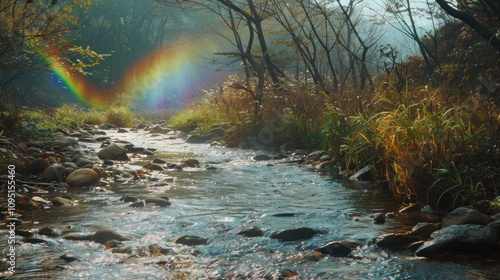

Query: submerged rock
[316,241,359,257]
[92,229,130,244]
[270,227,319,242]
[238,226,264,238]
[144,197,171,207]
[183,159,200,167]
[175,235,209,246]
[253,154,272,161]
[372,213,386,224]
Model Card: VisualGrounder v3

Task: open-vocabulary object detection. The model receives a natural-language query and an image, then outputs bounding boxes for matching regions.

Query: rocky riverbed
[1,122,500,279]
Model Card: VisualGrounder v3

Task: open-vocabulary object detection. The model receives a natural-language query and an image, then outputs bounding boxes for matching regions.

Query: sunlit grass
[170,75,500,210]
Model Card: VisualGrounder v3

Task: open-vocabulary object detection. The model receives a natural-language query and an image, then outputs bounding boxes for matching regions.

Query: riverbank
[1,121,500,278]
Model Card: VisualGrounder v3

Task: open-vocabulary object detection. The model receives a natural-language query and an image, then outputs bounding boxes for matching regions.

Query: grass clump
[338,86,500,209]
[105,105,134,127]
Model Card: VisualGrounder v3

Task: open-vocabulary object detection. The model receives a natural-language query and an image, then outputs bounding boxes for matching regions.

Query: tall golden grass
[169,75,500,210]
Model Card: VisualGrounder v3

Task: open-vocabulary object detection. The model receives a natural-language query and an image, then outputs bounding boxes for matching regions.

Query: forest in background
[1,0,500,210]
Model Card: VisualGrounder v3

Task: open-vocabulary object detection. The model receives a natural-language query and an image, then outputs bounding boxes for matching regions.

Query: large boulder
[441,207,490,228]
[66,168,99,187]
[97,143,129,161]
[415,224,498,257]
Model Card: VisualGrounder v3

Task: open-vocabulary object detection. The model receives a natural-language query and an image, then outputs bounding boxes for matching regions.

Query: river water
[3,129,500,279]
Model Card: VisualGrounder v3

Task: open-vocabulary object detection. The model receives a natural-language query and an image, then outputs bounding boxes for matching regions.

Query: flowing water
[2,130,500,279]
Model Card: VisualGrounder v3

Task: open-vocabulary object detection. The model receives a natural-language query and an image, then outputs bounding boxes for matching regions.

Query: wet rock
[152,158,167,164]
[175,235,209,246]
[29,158,49,174]
[349,166,374,181]
[238,226,264,237]
[319,154,331,161]
[420,205,434,214]
[104,239,122,249]
[486,219,500,232]
[144,197,171,207]
[292,252,325,263]
[120,196,138,202]
[15,230,34,238]
[270,227,319,242]
[441,207,490,228]
[306,150,325,160]
[137,244,172,256]
[129,201,145,208]
[183,159,200,167]
[112,246,132,254]
[150,125,171,134]
[376,233,420,249]
[38,227,60,237]
[372,213,386,224]
[76,157,94,167]
[209,126,225,136]
[66,168,99,187]
[205,166,218,171]
[415,224,498,257]
[472,200,491,213]
[99,123,116,130]
[253,154,272,161]
[316,241,359,257]
[129,146,145,153]
[51,134,74,148]
[23,237,48,244]
[315,161,331,170]
[409,222,441,239]
[92,229,130,244]
[185,134,213,144]
[52,196,72,206]
[42,164,67,182]
[141,150,155,156]
[60,254,79,263]
[95,136,110,142]
[145,163,163,171]
[97,143,129,161]
[117,128,128,133]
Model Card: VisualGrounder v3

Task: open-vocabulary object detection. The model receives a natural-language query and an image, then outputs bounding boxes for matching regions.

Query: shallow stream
[3,130,500,279]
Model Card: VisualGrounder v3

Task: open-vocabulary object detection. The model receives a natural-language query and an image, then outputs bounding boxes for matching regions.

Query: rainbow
[45,41,202,109]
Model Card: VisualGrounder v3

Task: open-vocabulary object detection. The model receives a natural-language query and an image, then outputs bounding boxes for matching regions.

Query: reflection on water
[2,130,499,279]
